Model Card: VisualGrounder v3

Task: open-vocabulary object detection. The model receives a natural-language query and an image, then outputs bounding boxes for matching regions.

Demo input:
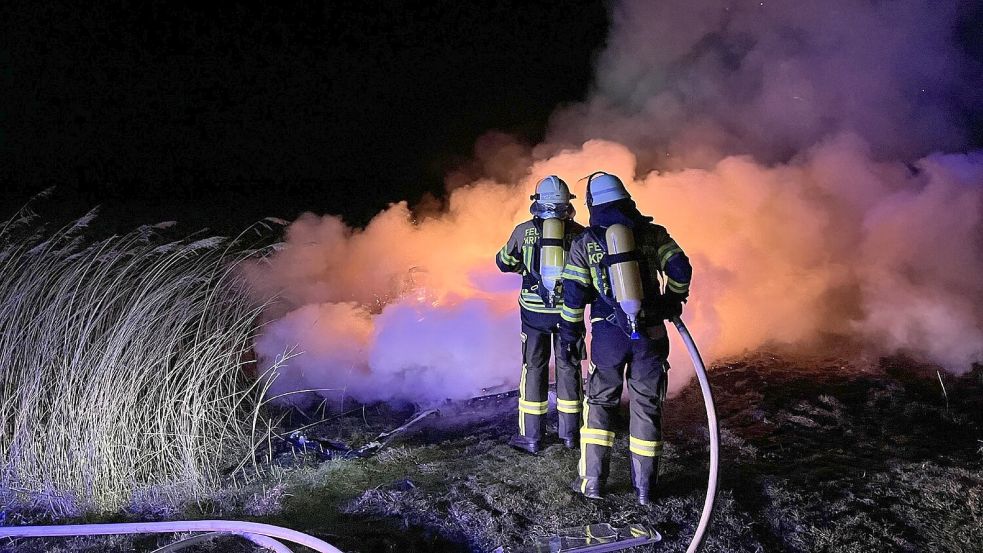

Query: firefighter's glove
[660,292,685,320]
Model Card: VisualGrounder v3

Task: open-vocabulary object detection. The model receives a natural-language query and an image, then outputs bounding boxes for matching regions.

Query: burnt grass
[4,352,982,552]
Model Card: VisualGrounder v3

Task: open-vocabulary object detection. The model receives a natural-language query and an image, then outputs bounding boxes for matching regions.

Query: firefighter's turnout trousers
[497,217,587,444]
[578,321,668,495]
[519,321,584,442]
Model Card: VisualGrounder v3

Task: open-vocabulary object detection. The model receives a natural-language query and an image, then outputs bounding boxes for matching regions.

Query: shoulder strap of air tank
[585,227,620,313]
[586,226,608,255]
[526,221,542,281]
[605,251,639,265]
[524,221,550,302]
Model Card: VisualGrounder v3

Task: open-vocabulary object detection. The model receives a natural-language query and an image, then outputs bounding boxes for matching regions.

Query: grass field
[5,350,980,552]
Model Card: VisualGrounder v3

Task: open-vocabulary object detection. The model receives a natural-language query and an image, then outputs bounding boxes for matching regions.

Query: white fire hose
[671,316,719,553]
[0,520,343,552]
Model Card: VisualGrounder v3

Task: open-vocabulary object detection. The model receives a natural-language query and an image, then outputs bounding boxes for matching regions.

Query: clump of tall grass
[0,198,277,514]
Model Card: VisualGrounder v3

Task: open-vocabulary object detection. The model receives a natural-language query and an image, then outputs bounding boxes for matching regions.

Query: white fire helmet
[531,175,574,205]
[585,172,630,207]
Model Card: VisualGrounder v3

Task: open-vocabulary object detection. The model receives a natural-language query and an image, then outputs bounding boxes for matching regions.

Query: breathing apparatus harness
[528,188,576,307]
[583,224,654,338]
[520,218,568,307]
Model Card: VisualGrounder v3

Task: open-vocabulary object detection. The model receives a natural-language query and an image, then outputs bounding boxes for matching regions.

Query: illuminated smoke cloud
[249,0,982,405]
[549,0,982,168]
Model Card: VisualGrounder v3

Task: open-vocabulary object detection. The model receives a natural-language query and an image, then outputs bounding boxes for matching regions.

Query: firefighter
[558,171,692,505]
[496,175,586,454]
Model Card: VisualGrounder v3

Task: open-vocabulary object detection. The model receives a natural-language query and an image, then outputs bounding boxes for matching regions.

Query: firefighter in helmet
[558,172,692,505]
[496,175,586,454]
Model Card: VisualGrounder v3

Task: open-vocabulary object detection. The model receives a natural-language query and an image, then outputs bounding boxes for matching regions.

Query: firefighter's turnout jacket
[496,217,585,442]
[559,202,691,495]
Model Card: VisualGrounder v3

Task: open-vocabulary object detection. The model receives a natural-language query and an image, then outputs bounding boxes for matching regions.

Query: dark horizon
[3,2,982,236]
[1,1,608,232]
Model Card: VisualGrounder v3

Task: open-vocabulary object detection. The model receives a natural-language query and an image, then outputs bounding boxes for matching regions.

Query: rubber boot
[561,432,580,450]
[631,457,659,506]
[508,434,541,455]
[570,476,604,500]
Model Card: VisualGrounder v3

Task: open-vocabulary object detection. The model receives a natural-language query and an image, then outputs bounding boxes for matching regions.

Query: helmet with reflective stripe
[531,175,575,204]
[585,172,630,207]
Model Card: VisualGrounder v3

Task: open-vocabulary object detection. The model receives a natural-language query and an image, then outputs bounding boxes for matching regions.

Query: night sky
[1,1,608,232]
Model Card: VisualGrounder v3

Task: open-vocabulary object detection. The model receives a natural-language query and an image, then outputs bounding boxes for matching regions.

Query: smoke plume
[248,0,983,405]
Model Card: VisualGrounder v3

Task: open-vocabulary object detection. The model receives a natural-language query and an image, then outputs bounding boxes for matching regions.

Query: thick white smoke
[248,0,983,405]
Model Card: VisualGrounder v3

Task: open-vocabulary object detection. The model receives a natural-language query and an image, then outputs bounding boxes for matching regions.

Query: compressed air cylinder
[540,218,566,299]
[605,224,645,339]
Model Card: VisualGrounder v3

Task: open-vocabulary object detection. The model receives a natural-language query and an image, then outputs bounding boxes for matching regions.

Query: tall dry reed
[0,198,276,514]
